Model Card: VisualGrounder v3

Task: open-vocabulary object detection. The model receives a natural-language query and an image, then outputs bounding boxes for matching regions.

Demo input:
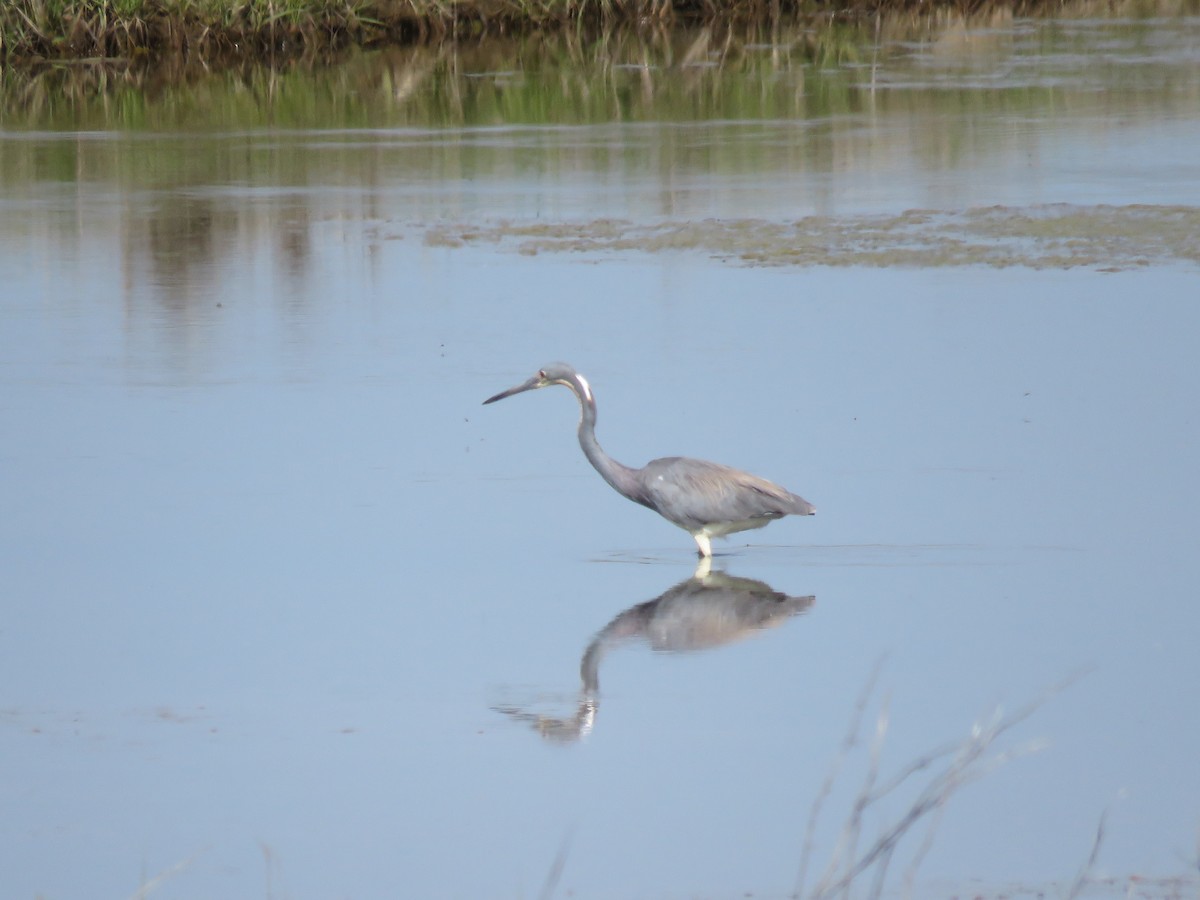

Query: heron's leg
[693,532,713,558]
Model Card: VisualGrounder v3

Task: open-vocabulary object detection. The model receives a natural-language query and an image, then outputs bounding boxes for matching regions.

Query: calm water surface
[2,9,1199,899]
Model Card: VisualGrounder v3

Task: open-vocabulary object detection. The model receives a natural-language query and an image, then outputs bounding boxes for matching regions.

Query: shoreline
[0,0,1142,64]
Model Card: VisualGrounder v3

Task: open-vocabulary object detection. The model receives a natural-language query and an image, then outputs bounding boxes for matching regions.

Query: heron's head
[483,362,588,405]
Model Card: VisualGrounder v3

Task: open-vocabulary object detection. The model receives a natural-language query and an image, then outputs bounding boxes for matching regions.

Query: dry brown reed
[5,0,1170,63]
[791,667,1082,900]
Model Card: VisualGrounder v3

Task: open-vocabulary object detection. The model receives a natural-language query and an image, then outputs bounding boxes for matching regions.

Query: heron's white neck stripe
[576,374,593,403]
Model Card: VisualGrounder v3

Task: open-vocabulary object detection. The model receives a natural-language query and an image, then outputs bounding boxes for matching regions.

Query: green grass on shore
[0,0,1072,62]
[3,0,418,60]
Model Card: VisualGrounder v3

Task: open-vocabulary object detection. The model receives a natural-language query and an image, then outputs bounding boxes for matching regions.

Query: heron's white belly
[697,518,773,539]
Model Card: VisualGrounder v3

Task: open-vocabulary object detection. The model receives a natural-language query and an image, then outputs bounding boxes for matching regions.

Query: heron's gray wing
[637,457,809,530]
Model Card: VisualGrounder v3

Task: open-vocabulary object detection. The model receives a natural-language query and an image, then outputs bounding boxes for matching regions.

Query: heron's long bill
[483,375,542,405]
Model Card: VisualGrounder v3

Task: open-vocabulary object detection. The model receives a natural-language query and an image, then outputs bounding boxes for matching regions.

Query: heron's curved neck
[568,374,640,501]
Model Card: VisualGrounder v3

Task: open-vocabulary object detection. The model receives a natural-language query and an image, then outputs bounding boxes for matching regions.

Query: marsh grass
[0,16,934,128]
[1,0,405,60]
[6,0,1181,62]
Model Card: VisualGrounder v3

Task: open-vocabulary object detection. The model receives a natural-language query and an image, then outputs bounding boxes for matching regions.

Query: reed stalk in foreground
[792,667,1080,900]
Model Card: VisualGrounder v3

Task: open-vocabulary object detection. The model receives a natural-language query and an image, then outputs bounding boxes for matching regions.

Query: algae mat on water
[418,205,1200,270]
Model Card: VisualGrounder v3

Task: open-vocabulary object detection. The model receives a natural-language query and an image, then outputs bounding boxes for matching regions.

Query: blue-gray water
[2,11,1199,899]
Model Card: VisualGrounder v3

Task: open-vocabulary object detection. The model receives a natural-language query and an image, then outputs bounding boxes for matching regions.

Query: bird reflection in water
[492,561,814,744]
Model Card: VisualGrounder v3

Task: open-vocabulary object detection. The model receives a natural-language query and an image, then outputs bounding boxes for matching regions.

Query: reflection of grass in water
[0,19,878,128]
[2,13,1195,292]
[3,11,1196,208]
[423,204,1200,269]
[6,3,1196,131]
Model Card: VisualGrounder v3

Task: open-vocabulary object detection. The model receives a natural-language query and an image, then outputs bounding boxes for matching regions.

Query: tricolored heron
[483,362,816,557]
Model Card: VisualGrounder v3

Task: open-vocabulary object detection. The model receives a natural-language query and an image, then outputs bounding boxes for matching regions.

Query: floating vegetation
[418,205,1200,270]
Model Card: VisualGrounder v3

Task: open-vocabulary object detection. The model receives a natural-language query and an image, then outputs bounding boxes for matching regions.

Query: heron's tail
[789,494,816,516]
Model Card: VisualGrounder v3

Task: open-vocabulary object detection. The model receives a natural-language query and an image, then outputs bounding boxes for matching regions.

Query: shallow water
[2,9,1200,899]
